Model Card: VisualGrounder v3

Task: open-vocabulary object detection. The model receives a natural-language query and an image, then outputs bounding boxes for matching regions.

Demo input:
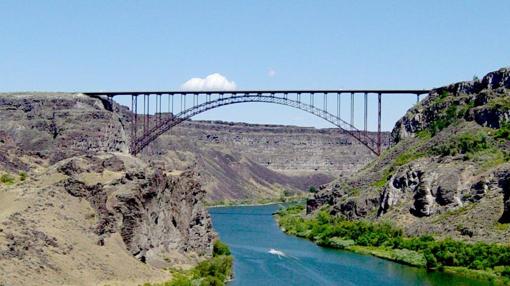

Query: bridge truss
[84,90,429,156]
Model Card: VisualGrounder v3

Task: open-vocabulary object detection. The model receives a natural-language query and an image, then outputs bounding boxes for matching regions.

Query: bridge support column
[142,94,146,136]
[131,95,138,146]
[337,93,341,118]
[158,94,162,123]
[350,93,354,130]
[364,92,368,136]
[377,93,382,155]
[155,94,159,124]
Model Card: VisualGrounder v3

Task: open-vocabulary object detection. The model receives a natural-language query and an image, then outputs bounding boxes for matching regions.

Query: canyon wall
[307,67,510,243]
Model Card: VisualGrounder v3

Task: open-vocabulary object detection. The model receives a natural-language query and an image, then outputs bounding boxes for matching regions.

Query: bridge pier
[350,92,354,130]
[377,93,382,155]
[131,95,138,149]
[364,92,368,137]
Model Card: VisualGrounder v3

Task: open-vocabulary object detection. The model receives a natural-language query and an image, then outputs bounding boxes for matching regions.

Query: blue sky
[1,1,509,130]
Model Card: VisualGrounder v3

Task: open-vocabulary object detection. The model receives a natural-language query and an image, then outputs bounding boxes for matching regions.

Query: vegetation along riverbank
[143,240,233,286]
[276,205,510,285]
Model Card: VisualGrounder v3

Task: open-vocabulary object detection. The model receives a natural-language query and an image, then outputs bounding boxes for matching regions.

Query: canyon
[0,92,380,285]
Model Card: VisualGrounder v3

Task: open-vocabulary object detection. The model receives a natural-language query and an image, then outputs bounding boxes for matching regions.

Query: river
[209,204,488,286]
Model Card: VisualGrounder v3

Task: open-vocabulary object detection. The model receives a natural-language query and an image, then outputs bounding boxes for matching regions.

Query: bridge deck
[84,89,430,97]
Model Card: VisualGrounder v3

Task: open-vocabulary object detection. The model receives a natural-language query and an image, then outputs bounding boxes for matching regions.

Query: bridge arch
[130,93,379,155]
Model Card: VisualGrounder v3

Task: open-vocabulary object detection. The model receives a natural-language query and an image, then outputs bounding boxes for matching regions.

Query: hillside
[308,67,510,243]
[0,94,218,285]
[142,120,387,203]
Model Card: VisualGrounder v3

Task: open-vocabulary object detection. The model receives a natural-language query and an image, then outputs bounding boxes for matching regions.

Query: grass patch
[428,131,510,169]
[431,204,476,224]
[0,173,15,185]
[371,147,425,189]
[431,90,451,105]
[494,122,510,140]
[495,223,510,232]
[423,95,474,137]
[429,132,490,157]
[487,97,510,112]
[348,245,426,267]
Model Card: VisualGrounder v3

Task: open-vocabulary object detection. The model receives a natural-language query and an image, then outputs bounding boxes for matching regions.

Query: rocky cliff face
[0,93,129,165]
[392,68,510,142]
[60,154,215,266]
[308,67,510,243]
[141,121,387,202]
[156,120,386,175]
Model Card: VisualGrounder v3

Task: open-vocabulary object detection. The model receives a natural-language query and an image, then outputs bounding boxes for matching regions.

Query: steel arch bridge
[84,90,430,156]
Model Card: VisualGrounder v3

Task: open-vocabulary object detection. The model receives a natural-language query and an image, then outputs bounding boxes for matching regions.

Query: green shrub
[308,186,317,193]
[430,132,490,157]
[145,242,232,286]
[193,255,233,285]
[426,101,474,137]
[428,105,459,136]
[213,240,231,257]
[19,172,27,182]
[501,266,510,278]
[416,130,432,140]
[165,273,192,286]
[494,122,510,140]
[0,173,15,185]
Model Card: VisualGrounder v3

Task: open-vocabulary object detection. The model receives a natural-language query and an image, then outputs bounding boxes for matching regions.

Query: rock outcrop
[58,155,215,267]
[0,93,129,164]
[0,153,215,285]
[392,68,510,142]
[307,67,510,243]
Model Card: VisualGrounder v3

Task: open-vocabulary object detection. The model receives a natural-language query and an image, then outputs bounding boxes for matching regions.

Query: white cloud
[180,73,237,91]
[267,68,276,77]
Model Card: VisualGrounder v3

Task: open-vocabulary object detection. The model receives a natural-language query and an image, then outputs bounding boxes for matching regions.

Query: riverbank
[143,241,233,286]
[275,205,510,285]
[206,195,307,208]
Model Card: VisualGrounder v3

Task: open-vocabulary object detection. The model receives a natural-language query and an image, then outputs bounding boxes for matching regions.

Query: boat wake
[268,248,286,258]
